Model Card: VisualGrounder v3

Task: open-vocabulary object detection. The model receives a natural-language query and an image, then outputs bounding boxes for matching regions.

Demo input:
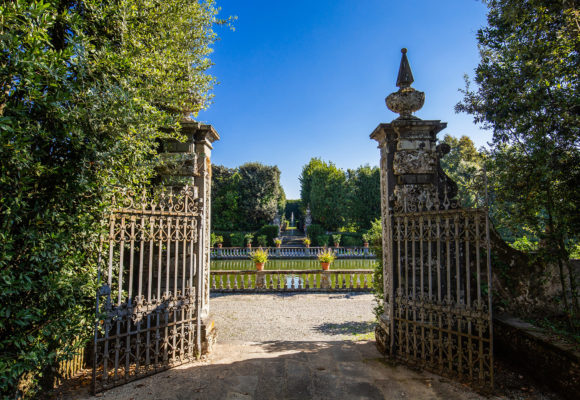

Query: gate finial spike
[396,48,414,88]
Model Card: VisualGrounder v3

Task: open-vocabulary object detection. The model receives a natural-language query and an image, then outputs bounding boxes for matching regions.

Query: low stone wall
[211,269,374,292]
[494,314,580,400]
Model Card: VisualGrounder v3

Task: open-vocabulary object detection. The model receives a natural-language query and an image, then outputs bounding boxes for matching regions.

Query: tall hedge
[211,165,241,231]
[212,162,285,232]
[0,1,221,396]
[299,159,380,231]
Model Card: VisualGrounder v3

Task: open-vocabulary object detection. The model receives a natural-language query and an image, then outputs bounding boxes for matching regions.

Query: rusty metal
[390,199,493,389]
[92,185,202,393]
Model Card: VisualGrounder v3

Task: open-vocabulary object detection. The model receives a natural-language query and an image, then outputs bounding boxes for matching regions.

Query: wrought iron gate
[92,185,203,392]
[389,205,493,388]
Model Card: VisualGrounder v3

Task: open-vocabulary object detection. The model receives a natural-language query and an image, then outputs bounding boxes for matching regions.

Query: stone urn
[385,48,425,120]
[320,262,330,271]
[255,262,264,271]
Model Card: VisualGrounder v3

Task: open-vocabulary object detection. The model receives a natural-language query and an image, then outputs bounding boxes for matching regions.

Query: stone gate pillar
[371,49,453,356]
[158,118,220,353]
[186,120,219,320]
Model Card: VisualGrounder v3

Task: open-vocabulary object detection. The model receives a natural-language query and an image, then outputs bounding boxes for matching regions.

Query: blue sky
[198,0,490,199]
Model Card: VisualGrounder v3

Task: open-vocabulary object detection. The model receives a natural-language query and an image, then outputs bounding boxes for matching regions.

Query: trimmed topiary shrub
[255,224,280,246]
[230,232,245,247]
[341,235,362,247]
[212,231,236,246]
[315,234,329,247]
[340,232,364,246]
[306,224,325,241]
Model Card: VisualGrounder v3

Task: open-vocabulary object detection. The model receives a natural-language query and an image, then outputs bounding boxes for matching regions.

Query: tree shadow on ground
[60,340,561,400]
[313,321,376,336]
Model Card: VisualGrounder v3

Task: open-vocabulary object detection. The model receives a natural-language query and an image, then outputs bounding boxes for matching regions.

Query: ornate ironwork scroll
[93,185,203,393]
[390,207,493,389]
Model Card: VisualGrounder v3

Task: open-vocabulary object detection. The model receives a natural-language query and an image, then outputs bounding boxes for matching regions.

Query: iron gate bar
[390,208,493,388]
[93,186,202,393]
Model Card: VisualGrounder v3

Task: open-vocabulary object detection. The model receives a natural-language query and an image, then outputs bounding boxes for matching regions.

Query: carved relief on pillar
[392,151,437,175]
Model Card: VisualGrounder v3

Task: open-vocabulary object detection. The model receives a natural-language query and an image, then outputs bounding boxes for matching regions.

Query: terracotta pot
[217,243,223,248]
[334,243,339,248]
[306,244,310,248]
[247,243,252,249]
[321,262,330,271]
[276,243,281,248]
[363,242,369,248]
[255,262,264,271]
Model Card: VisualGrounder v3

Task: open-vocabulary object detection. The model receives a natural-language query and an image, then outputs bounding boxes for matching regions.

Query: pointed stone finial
[396,48,414,88]
[386,48,425,119]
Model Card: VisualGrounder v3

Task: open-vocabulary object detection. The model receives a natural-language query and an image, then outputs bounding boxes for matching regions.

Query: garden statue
[304,206,312,234]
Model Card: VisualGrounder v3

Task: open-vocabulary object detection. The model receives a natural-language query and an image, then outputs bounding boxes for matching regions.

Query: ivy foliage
[0,0,221,396]
[456,0,580,323]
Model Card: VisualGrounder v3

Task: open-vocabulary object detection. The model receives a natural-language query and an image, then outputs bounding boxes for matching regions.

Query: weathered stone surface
[393,150,437,175]
[157,119,220,354]
[386,87,425,119]
[386,48,426,119]
[495,314,580,400]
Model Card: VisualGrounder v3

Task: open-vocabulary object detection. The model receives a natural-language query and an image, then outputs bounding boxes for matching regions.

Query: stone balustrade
[211,246,375,259]
[211,269,374,292]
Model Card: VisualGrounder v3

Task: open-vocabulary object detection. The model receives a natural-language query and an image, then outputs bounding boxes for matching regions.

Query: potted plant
[317,249,335,271]
[303,237,311,248]
[362,233,371,248]
[249,248,269,271]
[215,235,224,248]
[332,234,342,248]
[244,233,254,248]
[274,238,282,248]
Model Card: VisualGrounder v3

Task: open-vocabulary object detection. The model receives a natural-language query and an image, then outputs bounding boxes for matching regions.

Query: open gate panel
[93,187,202,393]
[390,208,493,389]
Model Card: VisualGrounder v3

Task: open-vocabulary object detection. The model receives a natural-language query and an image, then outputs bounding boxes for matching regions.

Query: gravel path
[210,292,377,342]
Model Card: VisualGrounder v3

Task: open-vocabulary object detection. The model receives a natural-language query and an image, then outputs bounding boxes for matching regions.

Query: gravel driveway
[209,292,377,342]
